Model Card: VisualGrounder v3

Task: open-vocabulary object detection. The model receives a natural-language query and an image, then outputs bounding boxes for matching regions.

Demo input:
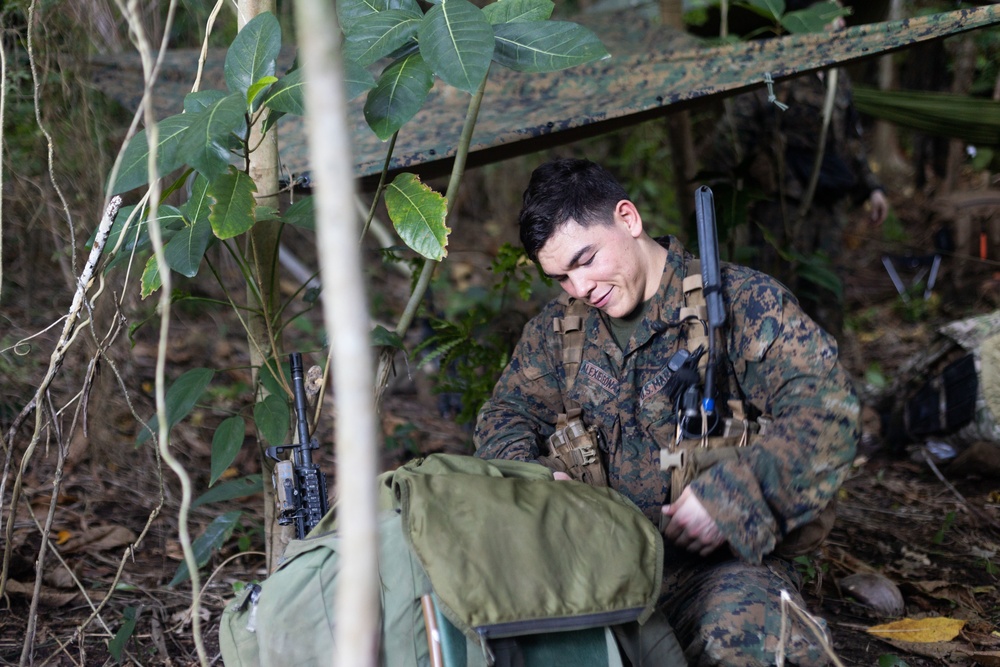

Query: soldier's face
[536,202,649,318]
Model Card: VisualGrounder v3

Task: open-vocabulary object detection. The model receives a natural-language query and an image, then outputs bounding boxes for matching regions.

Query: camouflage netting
[87,4,1000,183]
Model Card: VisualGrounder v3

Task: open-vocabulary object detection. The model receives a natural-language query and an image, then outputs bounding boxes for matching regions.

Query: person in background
[476,158,859,666]
[704,0,888,339]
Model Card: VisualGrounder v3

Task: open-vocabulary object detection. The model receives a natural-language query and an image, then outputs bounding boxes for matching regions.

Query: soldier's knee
[684,606,834,667]
[688,628,833,667]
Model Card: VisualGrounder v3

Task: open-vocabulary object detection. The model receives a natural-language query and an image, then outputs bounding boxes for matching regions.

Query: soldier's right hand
[662,487,726,556]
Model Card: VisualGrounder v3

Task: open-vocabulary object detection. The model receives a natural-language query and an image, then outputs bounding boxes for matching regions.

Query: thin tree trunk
[944,35,976,193]
[295,1,380,665]
[237,0,288,573]
[872,0,909,182]
[660,0,696,223]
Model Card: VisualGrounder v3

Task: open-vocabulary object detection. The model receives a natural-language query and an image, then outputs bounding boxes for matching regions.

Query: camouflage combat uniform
[475,237,860,666]
[709,70,882,337]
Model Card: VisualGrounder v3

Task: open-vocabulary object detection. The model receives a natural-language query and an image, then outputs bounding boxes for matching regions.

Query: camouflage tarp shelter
[89,4,1000,186]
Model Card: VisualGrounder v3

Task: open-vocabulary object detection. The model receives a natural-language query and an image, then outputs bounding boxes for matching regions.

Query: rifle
[675,186,726,440]
[265,352,329,539]
[695,185,726,417]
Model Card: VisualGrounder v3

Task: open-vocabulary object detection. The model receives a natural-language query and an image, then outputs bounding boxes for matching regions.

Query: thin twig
[0,10,6,305]
[778,589,847,667]
[920,447,968,505]
[0,194,120,665]
[25,0,76,278]
[112,0,207,662]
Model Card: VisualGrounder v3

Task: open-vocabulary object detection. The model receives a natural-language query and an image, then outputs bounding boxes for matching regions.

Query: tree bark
[295,0,380,664]
[660,0,696,224]
[944,35,976,193]
[237,0,288,573]
[871,0,910,184]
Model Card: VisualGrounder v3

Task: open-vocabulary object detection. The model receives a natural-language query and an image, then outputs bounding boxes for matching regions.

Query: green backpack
[218,454,685,666]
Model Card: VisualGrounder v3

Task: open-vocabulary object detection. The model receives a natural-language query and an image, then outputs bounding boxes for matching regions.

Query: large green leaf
[259,358,291,398]
[169,510,242,587]
[101,204,186,271]
[210,416,247,486]
[225,12,281,100]
[177,93,247,180]
[364,52,434,140]
[741,0,785,21]
[482,0,553,24]
[418,0,494,93]
[182,174,212,228]
[164,216,214,277]
[338,0,422,34]
[208,167,258,240]
[184,89,228,113]
[254,394,289,446]
[344,10,422,67]
[492,21,608,72]
[345,60,378,101]
[193,475,262,508]
[264,68,306,115]
[385,172,449,260]
[780,1,849,34]
[136,368,216,446]
[283,195,315,230]
[109,114,194,195]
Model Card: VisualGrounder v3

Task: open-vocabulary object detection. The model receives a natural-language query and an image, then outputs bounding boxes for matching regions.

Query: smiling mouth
[591,288,612,309]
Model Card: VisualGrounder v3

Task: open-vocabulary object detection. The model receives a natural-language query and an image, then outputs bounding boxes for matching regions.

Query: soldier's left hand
[662,487,726,556]
[868,189,889,225]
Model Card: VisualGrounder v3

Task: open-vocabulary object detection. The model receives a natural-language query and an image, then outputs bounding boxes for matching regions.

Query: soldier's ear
[615,200,644,238]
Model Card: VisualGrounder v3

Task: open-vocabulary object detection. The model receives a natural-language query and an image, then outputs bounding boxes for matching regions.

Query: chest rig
[549,239,834,556]
[659,259,767,504]
[546,298,608,487]
[546,258,765,494]
[664,257,837,557]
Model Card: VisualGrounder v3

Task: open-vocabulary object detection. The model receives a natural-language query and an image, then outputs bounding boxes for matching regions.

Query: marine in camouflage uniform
[708,67,887,339]
[475,158,859,666]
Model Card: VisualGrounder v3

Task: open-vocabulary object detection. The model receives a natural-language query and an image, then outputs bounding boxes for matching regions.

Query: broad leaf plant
[102,2,607,581]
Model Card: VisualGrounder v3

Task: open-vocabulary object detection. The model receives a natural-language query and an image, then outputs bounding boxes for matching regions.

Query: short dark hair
[518,158,629,261]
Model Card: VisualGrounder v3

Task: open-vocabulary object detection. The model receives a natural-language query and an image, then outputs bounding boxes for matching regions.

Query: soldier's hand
[537,455,571,481]
[868,189,889,225]
[662,487,726,556]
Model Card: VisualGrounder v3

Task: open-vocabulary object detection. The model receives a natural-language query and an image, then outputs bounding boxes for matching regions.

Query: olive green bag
[218,454,684,666]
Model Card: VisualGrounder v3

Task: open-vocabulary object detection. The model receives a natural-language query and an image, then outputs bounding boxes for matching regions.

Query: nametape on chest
[580,361,618,396]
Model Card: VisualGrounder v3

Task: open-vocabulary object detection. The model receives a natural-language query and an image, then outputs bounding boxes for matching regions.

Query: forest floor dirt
[3,177,1000,666]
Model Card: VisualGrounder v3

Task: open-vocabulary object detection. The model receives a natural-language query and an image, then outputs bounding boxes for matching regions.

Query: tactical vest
[547,259,762,495]
[550,259,834,557]
[663,259,766,504]
[546,305,608,487]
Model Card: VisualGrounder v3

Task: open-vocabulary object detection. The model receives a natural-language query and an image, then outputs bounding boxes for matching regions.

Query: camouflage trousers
[749,199,848,339]
[659,549,834,667]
